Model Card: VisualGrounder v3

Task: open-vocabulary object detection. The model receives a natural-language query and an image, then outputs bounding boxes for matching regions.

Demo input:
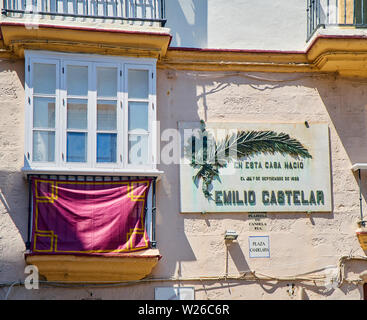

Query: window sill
[22,166,164,179]
[25,249,161,283]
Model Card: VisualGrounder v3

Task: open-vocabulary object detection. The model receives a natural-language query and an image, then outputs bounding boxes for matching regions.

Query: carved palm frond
[216,130,312,164]
[187,122,312,199]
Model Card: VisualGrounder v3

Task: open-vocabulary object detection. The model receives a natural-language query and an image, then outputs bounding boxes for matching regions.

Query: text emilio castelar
[213,159,325,207]
[215,189,325,206]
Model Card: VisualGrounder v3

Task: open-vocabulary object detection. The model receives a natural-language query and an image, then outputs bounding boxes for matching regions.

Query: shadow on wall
[2,66,367,296]
[0,60,28,269]
[191,279,341,299]
[0,172,28,241]
[154,70,367,282]
[316,77,367,222]
[191,72,367,223]
[316,78,367,165]
[165,0,208,48]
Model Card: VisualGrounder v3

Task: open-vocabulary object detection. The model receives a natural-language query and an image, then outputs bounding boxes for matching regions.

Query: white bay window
[24,51,157,173]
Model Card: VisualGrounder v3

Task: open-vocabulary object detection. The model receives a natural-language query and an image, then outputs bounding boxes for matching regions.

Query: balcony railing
[307,0,367,39]
[2,0,166,27]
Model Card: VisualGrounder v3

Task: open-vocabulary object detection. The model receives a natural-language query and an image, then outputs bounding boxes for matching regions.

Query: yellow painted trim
[2,22,367,76]
[0,24,171,59]
[307,37,367,61]
[306,37,367,77]
[25,251,160,282]
[0,39,14,59]
[158,36,367,77]
[159,49,314,73]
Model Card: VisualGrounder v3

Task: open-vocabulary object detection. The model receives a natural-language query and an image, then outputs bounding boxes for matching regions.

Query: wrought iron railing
[2,0,166,27]
[307,0,367,39]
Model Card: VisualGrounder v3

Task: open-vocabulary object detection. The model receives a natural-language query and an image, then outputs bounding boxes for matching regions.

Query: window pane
[67,132,87,162]
[128,69,149,99]
[67,65,88,96]
[33,63,56,95]
[67,99,88,130]
[128,102,148,131]
[128,134,148,165]
[97,101,117,130]
[33,97,55,128]
[97,133,117,163]
[33,131,55,162]
[97,101,117,131]
[97,67,117,97]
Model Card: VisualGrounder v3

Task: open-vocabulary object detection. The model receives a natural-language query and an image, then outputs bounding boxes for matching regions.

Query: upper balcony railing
[307,0,367,39]
[2,0,166,27]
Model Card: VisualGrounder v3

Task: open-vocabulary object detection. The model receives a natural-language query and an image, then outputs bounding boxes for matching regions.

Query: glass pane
[33,63,56,95]
[67,132,87,162]
[67,65,88,96]
[128,69,149,99]
[33,97,55,128]
[67,99,88,130]
[97,101,117,131]
[128,102,148,131]
[128,134,148,165]
[97,133,117,163]
[97,67,117,97]
[32,131,55,162]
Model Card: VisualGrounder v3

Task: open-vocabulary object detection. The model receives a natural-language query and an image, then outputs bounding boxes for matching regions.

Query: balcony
[306,0,367,77]
[24,174,161,283]
[2,0,166,27]
[0,0,171,59]
[307,0,367,39]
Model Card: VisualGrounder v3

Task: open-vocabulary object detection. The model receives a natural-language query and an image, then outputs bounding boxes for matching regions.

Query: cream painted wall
[153,69,367,300]
[0,60,367,299]
[165,0,308,51]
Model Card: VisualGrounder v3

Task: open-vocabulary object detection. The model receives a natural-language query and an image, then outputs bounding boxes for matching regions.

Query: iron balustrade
[307,0,367,39]
[2,0,166,27]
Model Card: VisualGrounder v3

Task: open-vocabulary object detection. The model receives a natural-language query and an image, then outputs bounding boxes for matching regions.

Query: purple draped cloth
[30,177,152,255]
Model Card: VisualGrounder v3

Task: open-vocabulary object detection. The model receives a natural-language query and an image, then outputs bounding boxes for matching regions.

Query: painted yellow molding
[25,250,161,283]
[0,39,14,59]
[0,23,171,59]
[306,36,367,77]
[159,48,313,73]
[159,36,367,77]
[1,22,367,77]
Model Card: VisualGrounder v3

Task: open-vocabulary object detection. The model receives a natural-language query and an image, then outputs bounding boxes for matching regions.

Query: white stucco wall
[165,0,308,51]
[1,60,367,299]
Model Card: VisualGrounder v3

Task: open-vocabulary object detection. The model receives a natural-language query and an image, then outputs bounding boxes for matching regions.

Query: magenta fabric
[30,177,152,255]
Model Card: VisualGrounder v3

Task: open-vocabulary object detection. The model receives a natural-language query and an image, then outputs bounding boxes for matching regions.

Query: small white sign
[249,236,270,258]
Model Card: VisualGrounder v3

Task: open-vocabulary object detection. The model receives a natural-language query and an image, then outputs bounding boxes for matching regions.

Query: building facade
[1,0,367,300]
